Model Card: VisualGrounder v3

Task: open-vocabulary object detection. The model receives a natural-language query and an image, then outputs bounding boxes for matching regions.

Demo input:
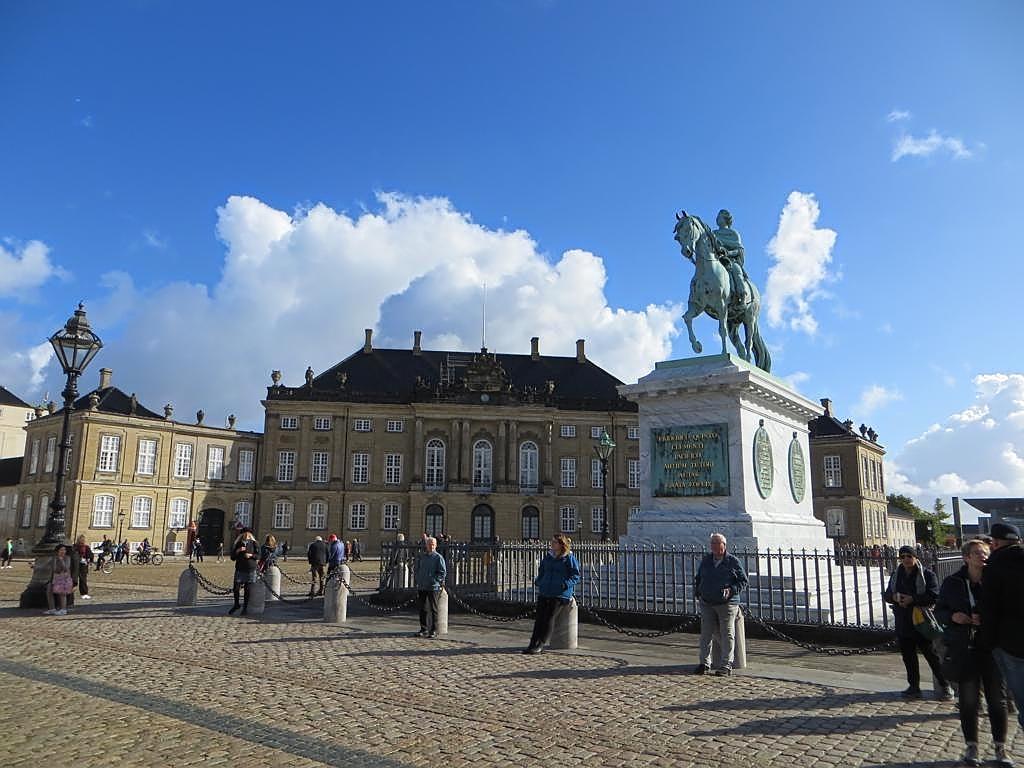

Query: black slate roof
[0,456,23,487]
[0,386,31,408]
[54,386,164,420]
[809,413,856,438]
[268,347,638,413]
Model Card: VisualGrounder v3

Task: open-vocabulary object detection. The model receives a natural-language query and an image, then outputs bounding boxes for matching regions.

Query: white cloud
[892,372,1024,520]
[892,130,973,161]
[40,193,678,429]
[854,384,903,418]
[763,191,837,335]
[887,109,912,123]
[780,370,809,391]
[143,230,168,249]
[0,240,69,298]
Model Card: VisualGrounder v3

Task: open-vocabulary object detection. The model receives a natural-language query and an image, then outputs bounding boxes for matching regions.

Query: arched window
[521,506,540,541]
[92,494,115,528]
[425,504,445,538]
[519,441,539,491]
[472,439,492,491]
[472,504,495,542]
[425,439,445,490]
[38,495,49,528]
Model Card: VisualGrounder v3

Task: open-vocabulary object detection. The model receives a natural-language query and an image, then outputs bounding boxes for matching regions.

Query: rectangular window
[560,425,576,438]
[44,436,56,472]
[273,500,294,529]
[591,426,605,439]
[37,496,49,527]
[560,457,577,488]
[307,501,327,529]
[168,498,189,529]
[824,455,842,488]
[349,502,367,530]
[352,452,369,484]
[353,418,372,432]
[234,501,252,528]
[174,443,193,478]
[207,445,225,480]
[870,460,879,493]
[311,451,330,483]
[591,458,603,489]
[385,453,402,485]
[277,451,296,482]
[382,502,401,530]
[313,416,332,431]
[92,495,114,528]
[237,449,254,482]
[826,508,846,538]
[628,459,640,490]
[591,505,605,534]
[168,541,185,554]
[98,435,120,473]
[629,505,641,521]
[20,496,32,528]
[627,426,640,440]
[386,419,404,433]
[864,508,874,538]
[559,505,577,534]
[131,497,153,528]
[29,439,39,474]
[862,456,870,491]
[137,438,157,475]
[0,494,5,510]
[280,416,298,430]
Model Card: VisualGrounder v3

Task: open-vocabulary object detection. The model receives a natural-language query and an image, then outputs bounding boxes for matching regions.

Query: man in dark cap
[980,522,1024,728]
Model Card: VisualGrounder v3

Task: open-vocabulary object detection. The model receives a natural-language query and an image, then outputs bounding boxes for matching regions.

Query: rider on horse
[712,209,749,306]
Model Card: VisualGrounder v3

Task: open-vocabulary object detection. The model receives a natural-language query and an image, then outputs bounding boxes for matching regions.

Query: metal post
[40,371,78,547]
[600,458,609,542]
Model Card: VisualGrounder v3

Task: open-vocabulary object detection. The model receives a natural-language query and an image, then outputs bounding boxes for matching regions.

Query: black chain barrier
[342,579,419,614]
[740,608,896,656]
[446,588,536,622]
[575,599,701,638]
[189,565,233,596]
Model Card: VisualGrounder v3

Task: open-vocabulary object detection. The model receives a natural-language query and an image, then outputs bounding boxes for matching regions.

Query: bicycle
[132,550,164,566]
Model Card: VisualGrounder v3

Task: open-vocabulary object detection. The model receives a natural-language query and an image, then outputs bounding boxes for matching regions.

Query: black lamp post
[593,429,616,543]
[116,510,126,547]
[20,304,103,608]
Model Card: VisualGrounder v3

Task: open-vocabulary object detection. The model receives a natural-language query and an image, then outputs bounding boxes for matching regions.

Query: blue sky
[1,2,1022,518]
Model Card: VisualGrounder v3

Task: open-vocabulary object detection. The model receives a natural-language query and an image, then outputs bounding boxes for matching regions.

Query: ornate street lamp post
[20,304,103,608]
[116,510,126,550]
[593,429,616,543]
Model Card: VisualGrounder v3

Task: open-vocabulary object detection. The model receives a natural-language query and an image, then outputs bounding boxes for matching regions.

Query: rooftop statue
[673,209,772,373]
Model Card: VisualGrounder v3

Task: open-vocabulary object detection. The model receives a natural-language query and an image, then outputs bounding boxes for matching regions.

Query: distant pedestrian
[1,537,13,568]
[73,534,93,600]
[327,534,345,580]
[229,529,258,616]
[44,544,74,615]
[936,540,1011,767]
[258,534,278,573]
[345,539,353,561]
[693,533,748,676]
[281,541,289,562]
[352,538,361,561]
[414,536,447,638]
[980,522,1024,734]
[523,534,580,654]
[884,545,952,700]
[216,541,225,563]
[192,536,204,562]
[307,535,327,596]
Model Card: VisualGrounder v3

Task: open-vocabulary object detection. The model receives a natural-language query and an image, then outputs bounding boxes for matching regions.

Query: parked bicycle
[132,550,164,566]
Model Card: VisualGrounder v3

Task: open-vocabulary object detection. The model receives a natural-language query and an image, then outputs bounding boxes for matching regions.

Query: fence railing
[380,541,964,629]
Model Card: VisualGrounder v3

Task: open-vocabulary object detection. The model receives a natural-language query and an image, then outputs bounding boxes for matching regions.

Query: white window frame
[385,453,402,485]
[280,416,298,430]
[277,451,296,482]
[519,441,539,491]
[273,500,294,529]
[382,502,401,530]
[628,458,640,490]
[629,505,641,521]
[824,455,842,488]
[560,457,577,489]
[311,451,330,483]
[591,505,605,535]
[386,419,404,433]
[37,495,49,527]
[591,458,603,489]
[559,425,576,438]
[98,434,121,473]
[353,418,372,432]
[207,445,225,480]
[234,500,252,528]
[425,439,445,490]
[168,498,189,529]
[174,443,193,479]
[131,496,153,529]
[591,426,605,439]
[349,502,367,531]
[825,508,846,538]
[352,452,369,484]
[29,439,40,474]
[21,495,32,528]
[313,416,332,431]
[137,438,157,475]
[44,435,56,472]
[237,449,254,482]
[472,440,492,491]
[559,505,577,534]
[627,425,640,440]
[307,500,327,530]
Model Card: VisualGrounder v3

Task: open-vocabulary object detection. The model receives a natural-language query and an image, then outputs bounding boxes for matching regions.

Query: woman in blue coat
[523,534,581,654]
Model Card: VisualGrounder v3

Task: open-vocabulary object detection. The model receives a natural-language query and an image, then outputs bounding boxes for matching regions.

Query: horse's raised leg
[717,301,729,356]
[683,303,703,354]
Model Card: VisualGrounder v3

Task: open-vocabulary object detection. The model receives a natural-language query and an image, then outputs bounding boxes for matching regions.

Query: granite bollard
[176,568,197,606]
[247,577,267,617]
[324,564,350,623]
[265,565,282,602]
[436,588,449,635]
[547,598,578,650]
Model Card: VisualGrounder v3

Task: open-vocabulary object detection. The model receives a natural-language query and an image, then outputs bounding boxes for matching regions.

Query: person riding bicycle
[139,538,153,563]
[95,536,113,571]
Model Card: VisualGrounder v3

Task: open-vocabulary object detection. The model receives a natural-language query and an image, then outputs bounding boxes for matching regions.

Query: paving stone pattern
[0,561,1019,767]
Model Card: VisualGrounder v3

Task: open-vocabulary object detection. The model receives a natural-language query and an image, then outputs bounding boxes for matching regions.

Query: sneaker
[693,664,710,675]
[994,743,1015,767]
[900,687,923,699]
[962,742,979,766]
[714,666,732,677]
[81,594,92,600]
[936,686,954,702]
[416,630,428,638]
[55,609,67,615]
[428,632,438,639]
[43,609,57,615]
[521,645,542,655]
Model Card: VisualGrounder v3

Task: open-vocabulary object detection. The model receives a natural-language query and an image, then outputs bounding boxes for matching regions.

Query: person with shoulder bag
[936,540,1013,767]
[44,544,74,615]
[229,529,259,616]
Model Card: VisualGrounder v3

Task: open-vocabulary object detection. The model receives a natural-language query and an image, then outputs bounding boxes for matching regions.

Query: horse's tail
[752,324,772,373]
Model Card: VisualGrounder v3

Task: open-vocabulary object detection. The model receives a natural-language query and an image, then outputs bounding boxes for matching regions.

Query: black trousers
[418,589,440,633]
[898,634,947,689]
[959,654,1009,743]
[528,596,561,648]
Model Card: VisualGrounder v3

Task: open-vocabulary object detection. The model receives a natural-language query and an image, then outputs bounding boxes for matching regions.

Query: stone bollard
[712,609,747,670]
[389,563,410,590]
[436,589,449,635]
[324,565,350,623]
[265,565,282,602]
[176,568,197,607]
[547,598,578,650]
[247,577,267,617]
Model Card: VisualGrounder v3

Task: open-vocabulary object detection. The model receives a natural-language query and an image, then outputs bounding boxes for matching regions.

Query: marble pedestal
[618,354,828,553]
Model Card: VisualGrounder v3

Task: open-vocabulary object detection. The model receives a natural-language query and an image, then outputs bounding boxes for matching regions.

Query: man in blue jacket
[694,533,748,676]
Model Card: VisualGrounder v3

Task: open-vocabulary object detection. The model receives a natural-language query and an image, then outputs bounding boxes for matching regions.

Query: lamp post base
[19,541,76,610]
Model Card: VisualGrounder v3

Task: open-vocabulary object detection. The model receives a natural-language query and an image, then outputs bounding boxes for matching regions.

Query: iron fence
[380,541,964,629]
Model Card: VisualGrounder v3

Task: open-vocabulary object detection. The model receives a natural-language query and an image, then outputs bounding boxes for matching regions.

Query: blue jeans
[994,647,1024,730]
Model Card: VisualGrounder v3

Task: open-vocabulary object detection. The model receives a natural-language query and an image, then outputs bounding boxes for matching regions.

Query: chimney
[413,330,422,355]
[531,337,540,361]
[363,328,373,354]
[99,368,112,389]
[576,339,586,363]
[819,398,832,416]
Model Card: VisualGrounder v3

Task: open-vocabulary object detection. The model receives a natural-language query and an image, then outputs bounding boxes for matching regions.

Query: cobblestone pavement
[0,562,1020,768]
